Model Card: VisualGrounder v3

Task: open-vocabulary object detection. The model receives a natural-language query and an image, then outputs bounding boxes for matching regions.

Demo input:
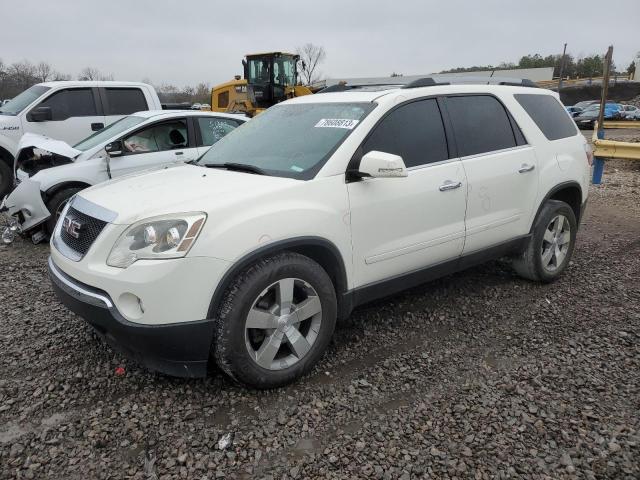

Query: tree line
[0,59,212,104]
[440,52,636,78]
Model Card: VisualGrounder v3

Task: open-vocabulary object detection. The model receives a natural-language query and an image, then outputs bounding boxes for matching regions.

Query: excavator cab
[243,52,299,109]
[211,51,313,117]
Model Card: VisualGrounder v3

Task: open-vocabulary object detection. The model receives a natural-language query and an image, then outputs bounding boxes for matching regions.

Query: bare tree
[78,67,112,81]
[296,43,326,85]
[10,61,37,90]
[35,61,53,82]
[52,71,72,81]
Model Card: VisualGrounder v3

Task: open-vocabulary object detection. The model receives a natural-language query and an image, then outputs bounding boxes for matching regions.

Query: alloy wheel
[541,214,571,272]
[244,278,322,370]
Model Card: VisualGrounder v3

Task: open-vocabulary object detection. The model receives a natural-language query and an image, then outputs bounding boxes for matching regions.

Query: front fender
[4,178,50,231]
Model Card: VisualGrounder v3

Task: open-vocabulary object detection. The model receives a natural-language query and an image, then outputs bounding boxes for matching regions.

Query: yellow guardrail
[601,120,640,129]
[592,122,640,161]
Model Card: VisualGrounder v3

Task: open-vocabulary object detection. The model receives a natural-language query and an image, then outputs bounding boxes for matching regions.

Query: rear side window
[362,98,449,168]
[196,117,241,146]
[446,95,517,157]
[37,88,97,120]
[514,94,578,140]
[104,88,148,115]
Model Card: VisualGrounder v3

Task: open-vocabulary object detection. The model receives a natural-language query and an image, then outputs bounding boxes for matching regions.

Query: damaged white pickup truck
[1,110,247,243]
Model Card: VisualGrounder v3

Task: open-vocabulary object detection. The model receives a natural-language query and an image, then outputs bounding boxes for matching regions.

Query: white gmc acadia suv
[48,81,591,388]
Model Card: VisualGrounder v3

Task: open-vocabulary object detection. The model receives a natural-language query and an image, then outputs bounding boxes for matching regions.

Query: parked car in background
[572,100,599,110]
[47,83,590,388]
[1,110,247,242]
[565,106,583,118]
[0,81,162,198]
[191,103,202,110]
[1,99,11,106]
[574,103,622,128]
[201,103,211,110]
[620,104,639,118]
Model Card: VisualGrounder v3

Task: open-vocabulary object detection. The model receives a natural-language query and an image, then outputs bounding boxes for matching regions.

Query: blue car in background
[573,103,622,129]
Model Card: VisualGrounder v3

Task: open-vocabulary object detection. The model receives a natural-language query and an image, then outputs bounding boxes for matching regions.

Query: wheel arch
[44,181,92,201]
[207,236,349,320]
[531,181,583,232]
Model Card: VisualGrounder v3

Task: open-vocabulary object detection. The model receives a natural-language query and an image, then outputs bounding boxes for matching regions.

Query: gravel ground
[1,157,639,479]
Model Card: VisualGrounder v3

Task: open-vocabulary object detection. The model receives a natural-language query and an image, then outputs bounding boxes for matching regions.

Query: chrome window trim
[404,145,532,173]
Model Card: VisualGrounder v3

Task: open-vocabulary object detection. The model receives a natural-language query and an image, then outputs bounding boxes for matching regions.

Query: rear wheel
[512,200,577,283]
[213,252,337,388]
[45,187,82,235]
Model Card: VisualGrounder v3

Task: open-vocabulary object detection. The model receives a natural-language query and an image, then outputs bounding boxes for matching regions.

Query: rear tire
[213,252,337,389]
[0,158,12,199]
[45,187,82,235]
[512,200,577,283]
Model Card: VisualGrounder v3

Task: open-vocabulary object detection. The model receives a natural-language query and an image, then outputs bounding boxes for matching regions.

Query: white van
[0,81,162,196]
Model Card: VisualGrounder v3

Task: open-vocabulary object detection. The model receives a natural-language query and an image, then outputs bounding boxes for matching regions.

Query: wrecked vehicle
[0,110,248,243]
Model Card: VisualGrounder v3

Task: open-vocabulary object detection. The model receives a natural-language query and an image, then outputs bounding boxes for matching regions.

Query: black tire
[45,187,82,235]
[213,252,337,389]
[0,158,12,199]
[512,200,577,283]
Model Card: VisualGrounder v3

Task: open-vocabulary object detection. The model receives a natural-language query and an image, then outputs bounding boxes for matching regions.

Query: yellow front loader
[211,52,315,117]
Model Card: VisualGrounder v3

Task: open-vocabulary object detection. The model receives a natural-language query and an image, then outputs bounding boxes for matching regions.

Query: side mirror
[105,140,124,157]
[28,106,52,122]
[352,151,408,179]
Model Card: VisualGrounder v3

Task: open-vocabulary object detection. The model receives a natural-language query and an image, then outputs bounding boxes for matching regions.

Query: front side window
[74,115,147,151]
[104,88,148,115]
[361,99,449,168]
[515,94,578,141]
[123,119,187,154]
[0,85,50,115]
[446,95,517,157]
[196,117,241,146]
[199,102,374,179]
[35,88,98,121]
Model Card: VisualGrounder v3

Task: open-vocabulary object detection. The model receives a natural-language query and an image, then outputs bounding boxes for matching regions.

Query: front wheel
[213,252,337,388]
[45,187,82,235]
[512,200,577,283]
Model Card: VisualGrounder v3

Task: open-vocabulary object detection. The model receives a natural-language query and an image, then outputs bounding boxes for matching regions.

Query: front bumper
[48,256,215,378]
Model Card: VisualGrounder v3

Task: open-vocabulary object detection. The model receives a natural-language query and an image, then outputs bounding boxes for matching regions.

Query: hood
[78,164,300,224]
[17,132,82,159]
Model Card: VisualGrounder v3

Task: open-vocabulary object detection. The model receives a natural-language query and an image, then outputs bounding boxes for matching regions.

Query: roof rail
[317,83,403,94]
[402,75,538,89]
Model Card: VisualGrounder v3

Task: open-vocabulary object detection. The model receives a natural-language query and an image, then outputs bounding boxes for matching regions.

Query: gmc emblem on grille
[62,217,83,239]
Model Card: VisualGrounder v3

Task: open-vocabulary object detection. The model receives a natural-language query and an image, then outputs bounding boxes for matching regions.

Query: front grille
[60,206,107,256]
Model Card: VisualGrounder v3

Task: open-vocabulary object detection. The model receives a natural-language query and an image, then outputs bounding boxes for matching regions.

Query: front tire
[213,252,337,389]
[512,200,577,283]
[0,159,12,199]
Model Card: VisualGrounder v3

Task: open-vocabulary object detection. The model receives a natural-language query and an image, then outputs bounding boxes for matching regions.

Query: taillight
[585,143,594,166]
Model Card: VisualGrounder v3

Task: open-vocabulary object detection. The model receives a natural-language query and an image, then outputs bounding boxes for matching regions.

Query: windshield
[74,115,147,151]
[198,102,374,179]
[0,85,50,115]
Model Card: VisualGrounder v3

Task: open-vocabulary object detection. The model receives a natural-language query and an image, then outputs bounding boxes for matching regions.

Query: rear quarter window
[104,88,148,115]
[514,94,578,141]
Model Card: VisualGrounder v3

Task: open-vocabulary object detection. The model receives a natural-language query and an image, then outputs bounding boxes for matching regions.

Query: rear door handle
[174,151,184,156]
[91,123,104,131]
[518,164,535,173]
[439,180,462,192]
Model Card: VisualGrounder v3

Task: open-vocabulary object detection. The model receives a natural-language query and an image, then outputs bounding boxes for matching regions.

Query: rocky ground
[0,157,639,479]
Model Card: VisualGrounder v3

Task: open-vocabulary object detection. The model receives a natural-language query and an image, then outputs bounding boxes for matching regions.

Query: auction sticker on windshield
[314,119,360,129]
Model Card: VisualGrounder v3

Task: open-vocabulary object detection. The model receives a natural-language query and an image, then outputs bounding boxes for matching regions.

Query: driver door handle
[439,180,462,192]
[518,163,535,173]
[174,151,184,156]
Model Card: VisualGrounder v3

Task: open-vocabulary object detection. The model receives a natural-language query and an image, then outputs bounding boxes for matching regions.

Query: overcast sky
[2,0,637,86]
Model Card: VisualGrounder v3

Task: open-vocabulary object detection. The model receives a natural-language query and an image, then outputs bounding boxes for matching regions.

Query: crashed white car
[1,110,247,243]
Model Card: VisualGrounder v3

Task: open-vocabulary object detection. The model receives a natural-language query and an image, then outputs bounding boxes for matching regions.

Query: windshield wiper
[204,162,266,175]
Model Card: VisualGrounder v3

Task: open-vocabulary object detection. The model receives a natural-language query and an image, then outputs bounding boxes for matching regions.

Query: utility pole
[557,43,567,91]
[592,45,613,185]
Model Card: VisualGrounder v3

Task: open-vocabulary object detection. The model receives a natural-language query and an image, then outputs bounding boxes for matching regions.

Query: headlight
[107,213,206,268]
